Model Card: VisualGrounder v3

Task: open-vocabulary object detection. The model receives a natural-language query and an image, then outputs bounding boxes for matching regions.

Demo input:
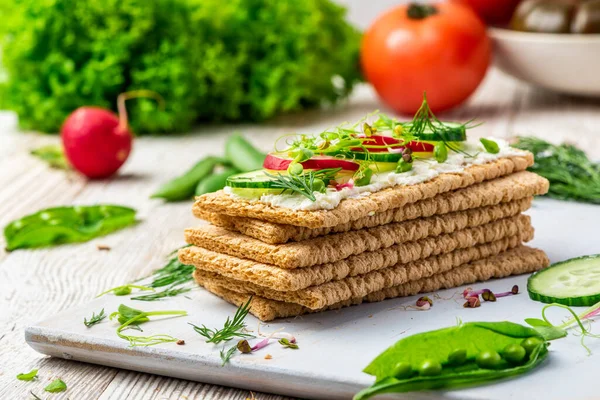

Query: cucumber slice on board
[403,122,467,142]
[528,255,600,306]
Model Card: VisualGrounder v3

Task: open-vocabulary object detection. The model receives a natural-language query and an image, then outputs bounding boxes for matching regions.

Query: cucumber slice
[348,151,402,163]
[403,122,467,142]
[528,255,600,306]
[230,187,284,198]
[226,170,277,189]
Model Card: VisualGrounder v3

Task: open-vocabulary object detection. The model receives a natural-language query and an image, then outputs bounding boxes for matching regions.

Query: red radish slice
[263,153,360,171]
[406,141,434,152]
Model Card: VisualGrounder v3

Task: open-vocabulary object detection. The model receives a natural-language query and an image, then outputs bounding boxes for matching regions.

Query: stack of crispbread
[180,155,551,321]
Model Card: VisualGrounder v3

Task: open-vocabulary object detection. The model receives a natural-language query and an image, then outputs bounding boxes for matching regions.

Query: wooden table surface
[1,69,600,400]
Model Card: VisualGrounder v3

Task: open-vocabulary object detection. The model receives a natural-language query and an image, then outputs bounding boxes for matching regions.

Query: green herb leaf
[131,286,191,301]
[97,285,154,298]
[44,379,67,393]
[84,309,106,328]
[31,145,70,169]
[524,318,551,327]
[190,297,254,344]
[16,369,38,381]
[480,138,499,154]
[278,338,299,349]
[264,169,340,202]
[111,304,187,347]
[513,137,600,204]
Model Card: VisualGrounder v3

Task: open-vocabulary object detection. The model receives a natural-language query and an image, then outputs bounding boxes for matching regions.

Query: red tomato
[450,0,521,25]
[361,2,491,114]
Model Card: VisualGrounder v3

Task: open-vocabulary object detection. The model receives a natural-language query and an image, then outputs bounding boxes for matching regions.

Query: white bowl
[489,27,600,97]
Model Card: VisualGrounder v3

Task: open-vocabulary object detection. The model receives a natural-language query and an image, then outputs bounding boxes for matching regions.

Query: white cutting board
[25,198,600,400]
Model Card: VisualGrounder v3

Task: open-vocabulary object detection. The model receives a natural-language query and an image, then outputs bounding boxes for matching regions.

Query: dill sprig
[148,251,195,288]
[131,286,191,301]
[513,137,600,204]
[84,308,106,328]
[220,345,237,366]
[190,297,254,344]
[264,168,341,201]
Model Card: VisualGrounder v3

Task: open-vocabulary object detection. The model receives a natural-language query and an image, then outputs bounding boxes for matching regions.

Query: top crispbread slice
[193,154,534,228]
[195,171,548,244]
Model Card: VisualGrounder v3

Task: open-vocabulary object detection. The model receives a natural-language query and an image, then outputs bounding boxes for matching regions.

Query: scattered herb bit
[237,339,252,354]
[481,291,496,302]
[279,338,299,349]
[44,379,67,393]
[464,285,519,303]
[415,296,432,310]
[480,138,499,154]
[513,137,600,204]
[264,168,341,201]
[177,340,185,345]
[31,145,70,170]
[190,297,254,344]
[463,296,481,308]
[96,244,111,251]
[97,284,154,297]
[265,354,272,360]
[3,205,137,251]
[355,321,548,400]
[16,369,38,381]
[30,392,43,400]
[220,345,237,366]
[110,304,187,347]
[131,286,191,301]
[148,250,195,288]
[84,309,106,328]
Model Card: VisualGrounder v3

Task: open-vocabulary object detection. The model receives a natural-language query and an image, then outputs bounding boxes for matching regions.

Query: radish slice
[263,153,359,171]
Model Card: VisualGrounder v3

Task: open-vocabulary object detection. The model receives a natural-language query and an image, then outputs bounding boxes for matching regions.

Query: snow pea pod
[195,167,241,196]
[225,134,266,172]
[355,321,548,400]
[4,205,137,251]
[151,156,226,201]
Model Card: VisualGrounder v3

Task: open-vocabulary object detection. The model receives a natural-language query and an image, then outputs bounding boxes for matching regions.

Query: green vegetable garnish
[354,321,548,400]
[513,137,600,204]
[96,284,154,298]
[190,297,254,344]
[16,369,38,381]
[480,138,500,154]
[109,304,187,347]
[263,169,341,201]
[84,309,106,328]
[44,379,67,393]
[31,145,70,170]
[3,205,137,251]
[3,0,361,134]
[434,142,448,163]
[131,286,191,302]
[220,345,237,366]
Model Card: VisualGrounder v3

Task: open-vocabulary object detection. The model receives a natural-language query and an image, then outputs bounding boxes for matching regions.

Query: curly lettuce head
[1,0,361,134]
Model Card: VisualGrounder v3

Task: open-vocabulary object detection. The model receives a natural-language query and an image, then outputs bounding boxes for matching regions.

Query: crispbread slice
[193,233,530,309]
[180,215,534,290]
[193,154,534,228]
[197,172,547,244]
[185,213,531,269]
[196,246,549,321]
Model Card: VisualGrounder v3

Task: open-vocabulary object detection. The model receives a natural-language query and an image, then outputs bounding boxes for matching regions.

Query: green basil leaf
[44,378,67,393]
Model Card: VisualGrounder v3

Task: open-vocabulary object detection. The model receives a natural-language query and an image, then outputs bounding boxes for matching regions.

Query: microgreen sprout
[96,284,154,297]
[237,339,252,354]
[464,285,519,302]
[463,296,481,308]
[415,296,433,310]
[110,304,187,347]
[279,338,299,349]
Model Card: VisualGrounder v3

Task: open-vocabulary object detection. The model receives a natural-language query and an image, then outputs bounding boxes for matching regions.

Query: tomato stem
[117,90,165,131]
[407,3,438,19]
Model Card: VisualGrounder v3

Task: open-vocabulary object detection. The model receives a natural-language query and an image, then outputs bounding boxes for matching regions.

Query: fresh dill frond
[131,286,191,301]
[264,168,341,201]
[84,308,106,328]
[190,297,254,344]
[220,345,237,366]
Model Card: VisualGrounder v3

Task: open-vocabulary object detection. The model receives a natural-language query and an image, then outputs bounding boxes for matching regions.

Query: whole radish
[61,91,163,179]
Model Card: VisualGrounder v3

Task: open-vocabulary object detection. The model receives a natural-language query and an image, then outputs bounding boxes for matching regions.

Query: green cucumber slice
[226,170,277,189]
[528,255,600,306]
[229,187,284,198]
[403,122,467,142]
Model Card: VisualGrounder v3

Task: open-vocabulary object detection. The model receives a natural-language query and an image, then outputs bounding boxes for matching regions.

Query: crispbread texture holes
[184,213,532,268]
[196,171,548,244]
[193,154,535,228]
[195,246,550,321]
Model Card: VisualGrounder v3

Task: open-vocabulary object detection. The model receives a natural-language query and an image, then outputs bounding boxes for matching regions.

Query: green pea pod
[195,167,241,196]
[4,205,137,251]
[151,156,225,201]
[355,321,548,400]
[225,134,266,172]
